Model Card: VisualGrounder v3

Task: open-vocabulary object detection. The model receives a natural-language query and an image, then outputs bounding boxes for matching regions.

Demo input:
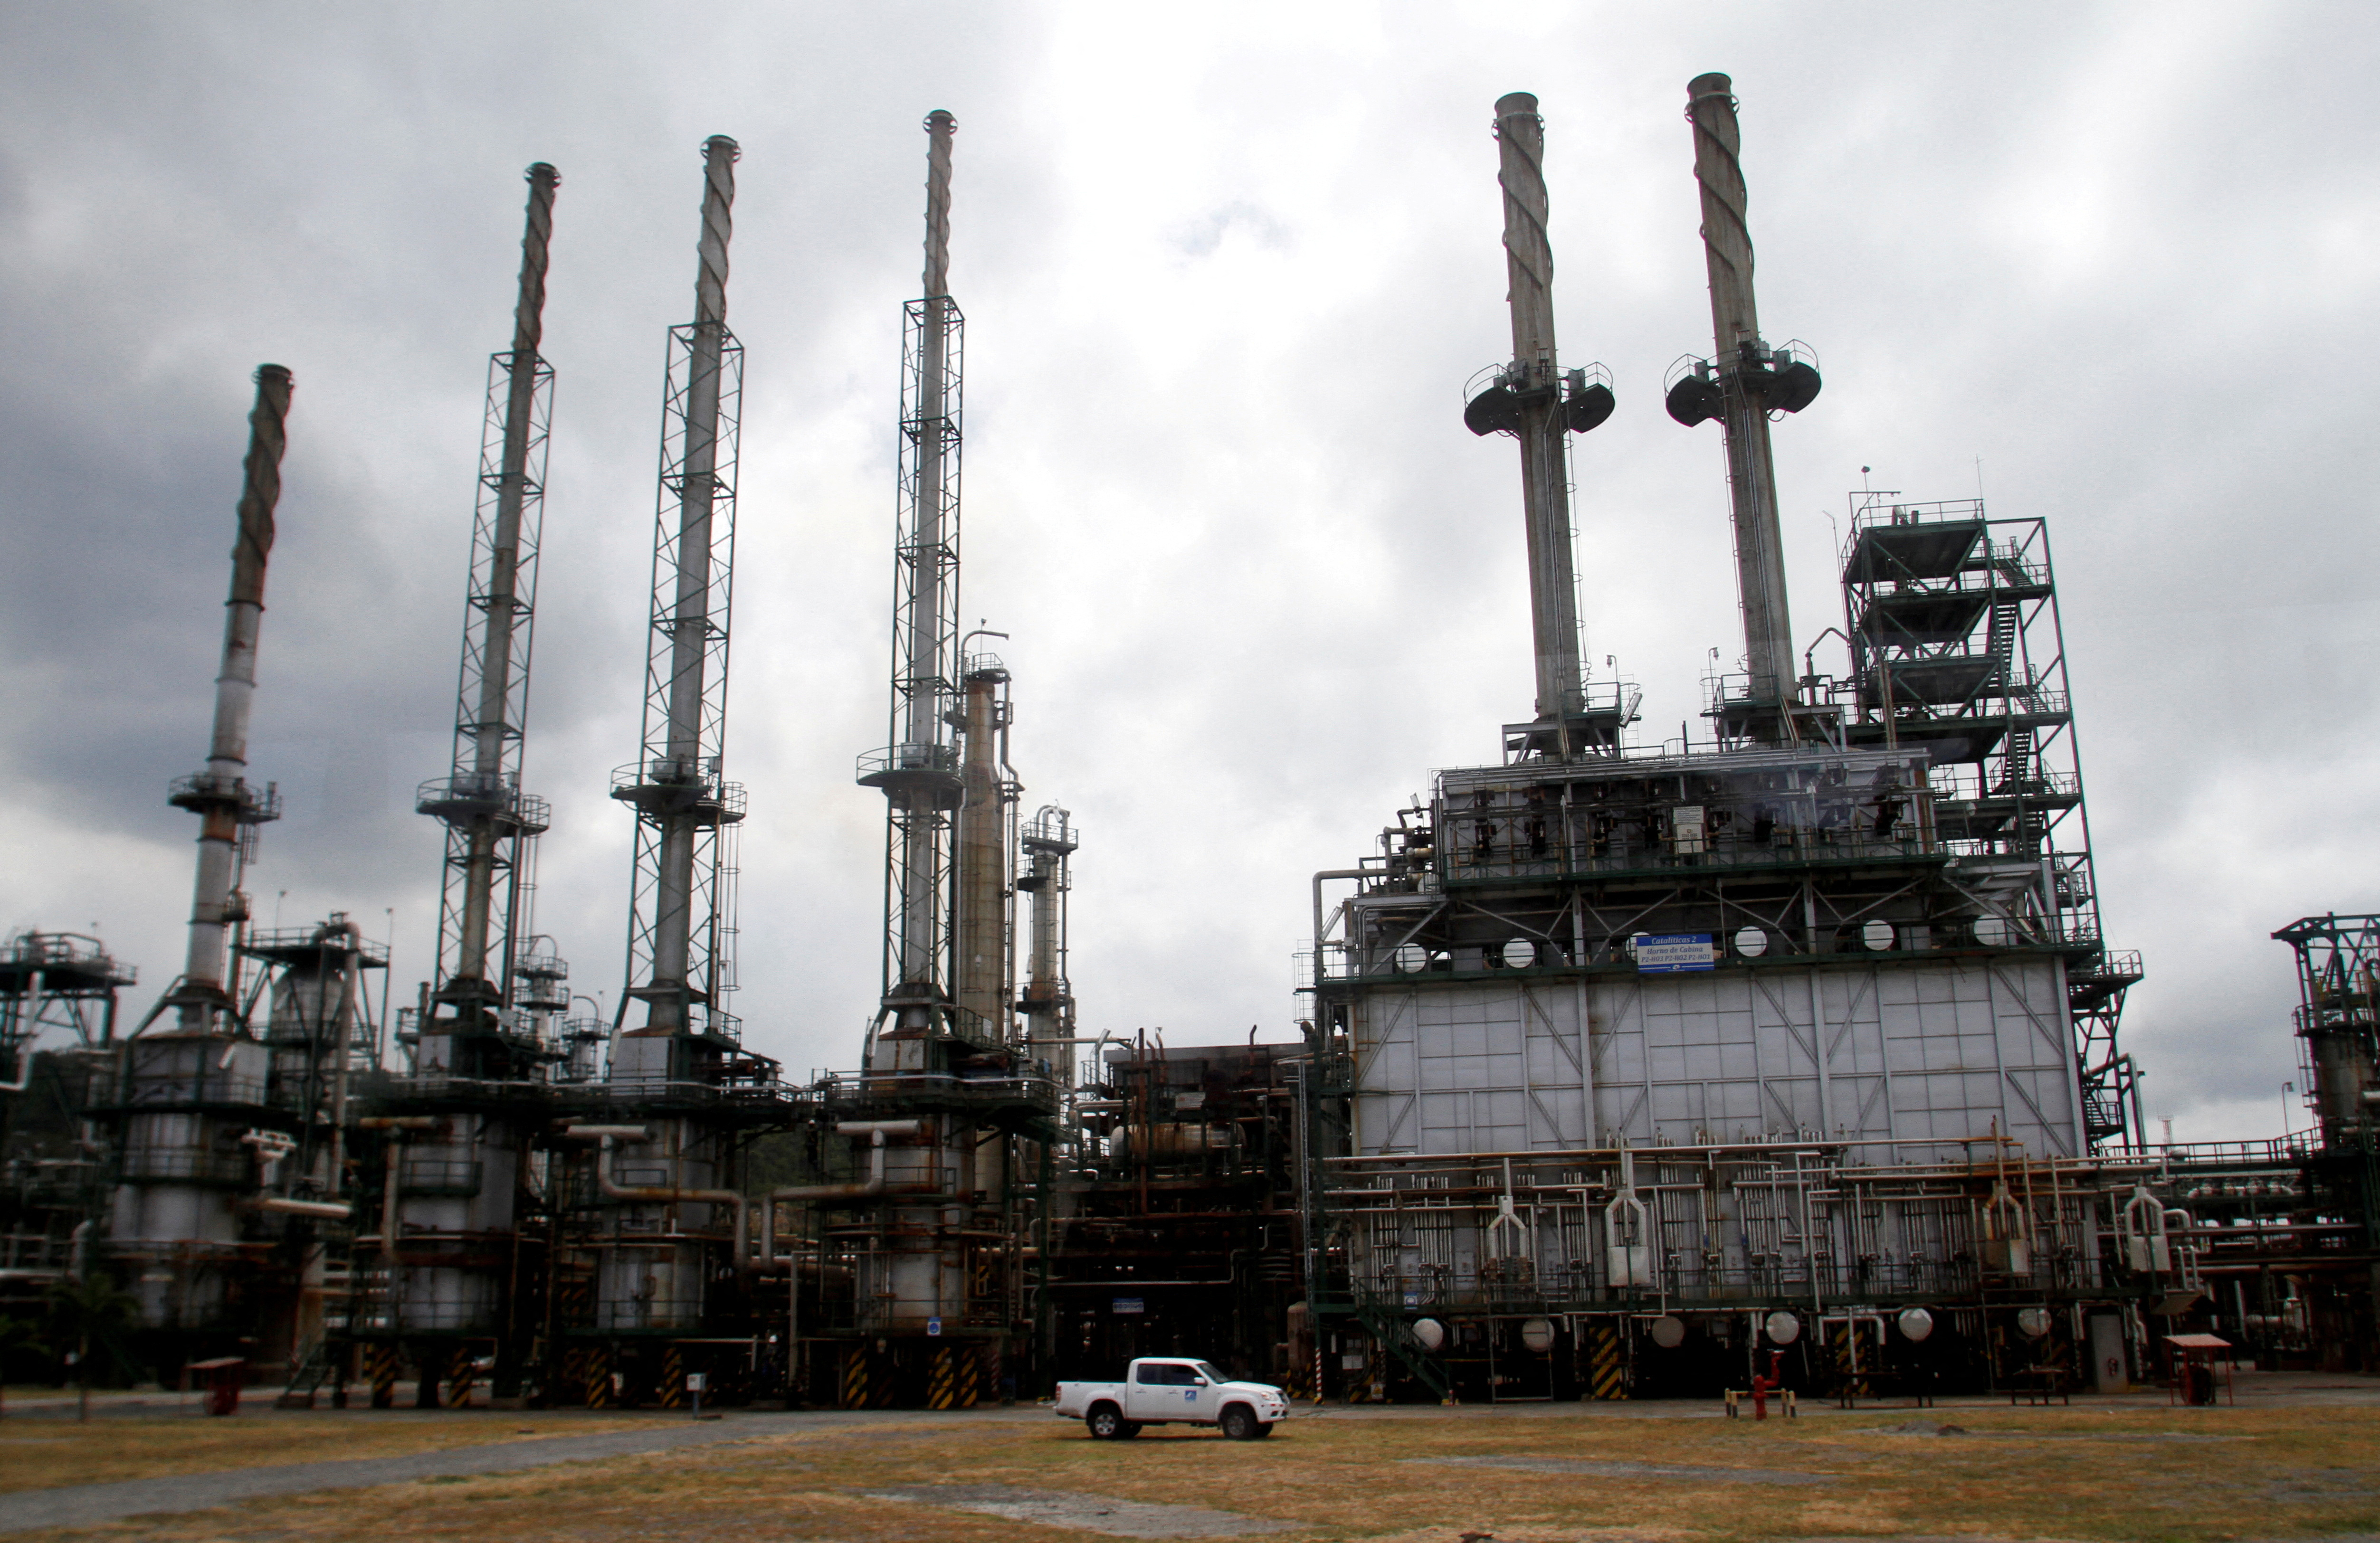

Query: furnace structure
[1303,82,2154,1401]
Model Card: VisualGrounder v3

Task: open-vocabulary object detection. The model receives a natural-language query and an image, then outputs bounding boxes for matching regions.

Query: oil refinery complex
[1,77,2373,1413]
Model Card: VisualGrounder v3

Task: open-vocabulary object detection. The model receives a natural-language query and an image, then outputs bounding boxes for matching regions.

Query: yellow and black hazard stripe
[1829,1321,1869,1401]
[364,1343,399,1410]
[584,1345,613,1409]
[926,1344,959,1409]
[838,1345,869,1410]
[1588,1322,1626,1400]
[658,1346,686,1409]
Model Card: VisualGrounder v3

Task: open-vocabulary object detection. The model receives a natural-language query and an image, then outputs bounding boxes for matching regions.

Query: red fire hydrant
[1750,1350,1784,1420]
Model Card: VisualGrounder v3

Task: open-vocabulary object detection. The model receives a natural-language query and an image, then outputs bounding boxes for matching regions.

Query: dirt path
[0,1413,820,1534]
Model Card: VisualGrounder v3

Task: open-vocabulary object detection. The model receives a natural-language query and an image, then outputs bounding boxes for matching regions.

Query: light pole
[2281,1081,2296,1139]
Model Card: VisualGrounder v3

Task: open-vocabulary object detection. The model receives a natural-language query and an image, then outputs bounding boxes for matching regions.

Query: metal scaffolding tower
[860,110,969,1052]
[1833,493,2142,1147]
[418,163,561,1069]
[2274,914,2380,1147]
[613,135,747,1047]
[0,932,135,1066]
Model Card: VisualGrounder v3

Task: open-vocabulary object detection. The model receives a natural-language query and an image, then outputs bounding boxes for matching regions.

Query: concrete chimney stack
[1678,73,1821,741]
[1491,92,1587,728]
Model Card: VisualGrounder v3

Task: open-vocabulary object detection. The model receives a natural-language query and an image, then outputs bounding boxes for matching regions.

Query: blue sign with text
[1635,933,1716,974]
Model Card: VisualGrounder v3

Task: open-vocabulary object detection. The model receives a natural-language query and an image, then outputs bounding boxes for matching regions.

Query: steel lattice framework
[614,318,746,1041]
[422,347,554,1004]
[862,296,965,1020]
[860,112,967,1035]
[1831,494,2141,1148]
[418,164,560,1026]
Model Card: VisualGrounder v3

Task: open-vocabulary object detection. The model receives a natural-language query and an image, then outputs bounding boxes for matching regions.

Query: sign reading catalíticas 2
[1635,933,1716,973]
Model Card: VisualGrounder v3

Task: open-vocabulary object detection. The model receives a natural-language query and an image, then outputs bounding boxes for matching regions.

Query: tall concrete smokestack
[1673,72,1823,742]
[1494,93,1584,727]
[1462,95,1617,754]
[164,365,292,1033]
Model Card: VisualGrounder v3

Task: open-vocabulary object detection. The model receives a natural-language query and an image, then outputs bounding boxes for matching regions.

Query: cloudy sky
[2,3,2373,1141]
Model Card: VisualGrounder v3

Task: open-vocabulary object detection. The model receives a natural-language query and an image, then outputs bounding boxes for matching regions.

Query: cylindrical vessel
[953,662,1008,1041]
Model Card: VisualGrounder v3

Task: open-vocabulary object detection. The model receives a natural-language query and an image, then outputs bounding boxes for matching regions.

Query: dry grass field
[2,1395,2377,1543]
[0,1409,646,1494]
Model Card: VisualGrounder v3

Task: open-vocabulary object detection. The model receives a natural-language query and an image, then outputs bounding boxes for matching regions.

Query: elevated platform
[608,763,746,825]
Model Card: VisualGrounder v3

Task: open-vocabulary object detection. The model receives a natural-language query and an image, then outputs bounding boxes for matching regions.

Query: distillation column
[1673,72,1822,739]
[952,653,1012,1046]
[612,134,747,1051]
[417,162,562,1063]
[818,111,1034,1409]
[112,367,293,1330]
[385,165,564,1387]
[1016,808,1077,1087]
[594,136,750,1358]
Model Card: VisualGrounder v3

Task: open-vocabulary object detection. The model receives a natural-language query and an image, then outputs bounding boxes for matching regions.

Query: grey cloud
[1,2,2374,1137]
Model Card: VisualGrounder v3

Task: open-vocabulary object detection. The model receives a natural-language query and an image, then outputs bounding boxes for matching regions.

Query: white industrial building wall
[1350,956,2080,1161]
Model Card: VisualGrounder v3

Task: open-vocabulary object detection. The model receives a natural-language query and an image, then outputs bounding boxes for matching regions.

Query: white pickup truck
[1054,1357,1289,1440]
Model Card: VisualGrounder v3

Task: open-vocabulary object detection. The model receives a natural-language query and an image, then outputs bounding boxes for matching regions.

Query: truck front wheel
[1219,1405,1258,1441]
[1087,1404,1139,1440]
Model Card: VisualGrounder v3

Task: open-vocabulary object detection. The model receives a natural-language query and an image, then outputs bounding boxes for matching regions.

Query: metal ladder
[1351,1298,1451,1401]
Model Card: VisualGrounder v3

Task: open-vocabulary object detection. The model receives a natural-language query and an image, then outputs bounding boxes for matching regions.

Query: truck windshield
[1192,1361,1225,1383]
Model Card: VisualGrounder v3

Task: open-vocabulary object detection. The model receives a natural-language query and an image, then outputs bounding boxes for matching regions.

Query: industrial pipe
[256,1196,352,1220]
[758,1119,927,1268]
[381,1129,406,1266]
[594,1133,746,1249]
[768,1118,922,1202]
